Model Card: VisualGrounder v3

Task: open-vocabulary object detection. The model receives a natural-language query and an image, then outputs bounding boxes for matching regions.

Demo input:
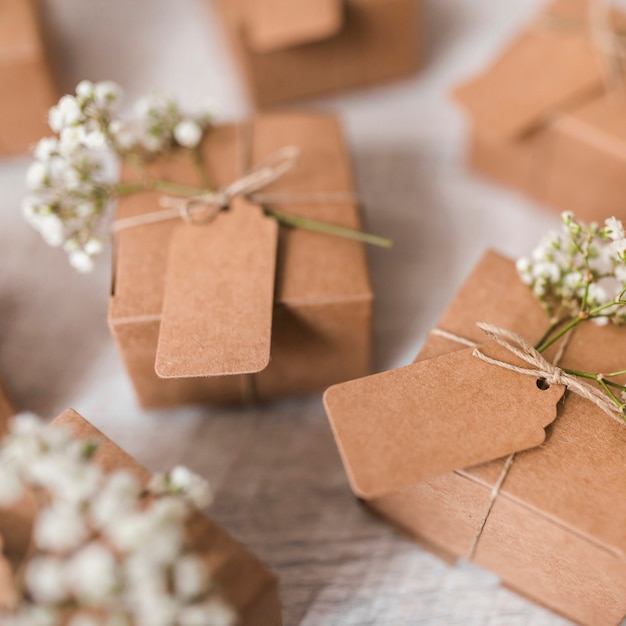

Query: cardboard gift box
[454,0,626,224]
[325,250,626,626]
[0,383,13,425]
[0,409,282,625]
[109,112,373,408]
[0,0,56,156]
[213,0,419,107]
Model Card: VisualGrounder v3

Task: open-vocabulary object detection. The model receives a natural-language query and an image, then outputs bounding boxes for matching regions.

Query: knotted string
[430,321,625,560]
[112,145,357,233]
[472,323,623,422]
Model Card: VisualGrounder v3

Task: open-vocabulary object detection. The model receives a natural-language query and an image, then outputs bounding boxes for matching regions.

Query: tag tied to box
[155,197,278,379]
[324,340,565,499]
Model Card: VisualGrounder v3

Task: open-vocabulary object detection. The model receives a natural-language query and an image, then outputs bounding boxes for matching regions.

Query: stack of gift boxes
[5,0,626,623]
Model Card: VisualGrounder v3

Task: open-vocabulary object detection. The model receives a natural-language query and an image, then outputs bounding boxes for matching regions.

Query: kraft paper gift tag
[324,340,565,498]
[245,0,344,52]
[155,197,278,378]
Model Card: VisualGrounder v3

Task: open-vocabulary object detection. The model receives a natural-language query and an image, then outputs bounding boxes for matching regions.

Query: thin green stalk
[604,368,626,378]
[264,208,393,248]
[150,180,207,196]
[111,179,392,248]
[112,181,149,195]
[191,147,212,188]
[598,378,625,412]
[537,316,585,352]
[534,315,572,350]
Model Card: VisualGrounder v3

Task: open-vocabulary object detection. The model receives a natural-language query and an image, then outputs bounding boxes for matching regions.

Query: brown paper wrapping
[0,410,282,625]
[213,0,420,107]
[335,250,626,625]
[109,112,373,408]
[0,383,14,435]
[0,0,56,156]
[454,0,626,223]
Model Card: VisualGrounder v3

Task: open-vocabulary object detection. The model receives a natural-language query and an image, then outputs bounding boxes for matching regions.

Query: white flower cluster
[516,212,626,324]
[23,81,214,273]
[0,414,234,626]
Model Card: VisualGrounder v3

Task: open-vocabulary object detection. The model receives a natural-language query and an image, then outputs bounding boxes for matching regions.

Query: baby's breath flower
[174,120,203,149]
[25,556,69,604]
[603,216,625,241]
[149,465,213,509]
[34,504,89,552]
[24,81,214,273]
[0,414,234,626]
[518,213,626,324]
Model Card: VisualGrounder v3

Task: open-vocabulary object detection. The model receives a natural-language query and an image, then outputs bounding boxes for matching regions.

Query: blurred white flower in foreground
[0,413,234,626]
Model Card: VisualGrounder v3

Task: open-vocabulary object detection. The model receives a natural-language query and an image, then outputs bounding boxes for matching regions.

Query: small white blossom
[34,138,59,161]
[76,80,95,99]
[35,214,65,247]
[94,81,122,107]
[25,557,69,604]
[66,543,119,601]
[26,162,49,190]
[150,466,212,508]
[34,504,89,552]
[604,216,625,241]
[84,237,104,256]
[49,95,83,132]
[91,470,141,528]
[179,600,236,626]
[69,250,95,273]
[174,556,210,601]
[0,464,23,506]
[174,120,202,148]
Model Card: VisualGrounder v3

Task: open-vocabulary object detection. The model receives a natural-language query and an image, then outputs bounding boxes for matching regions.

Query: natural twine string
[429,321,623,560]
[431,324,622,421]
[112,145,357,233]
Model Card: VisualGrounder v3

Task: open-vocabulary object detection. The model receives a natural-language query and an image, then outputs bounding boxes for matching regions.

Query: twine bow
[113,145,311,232]
[472,323,624,422]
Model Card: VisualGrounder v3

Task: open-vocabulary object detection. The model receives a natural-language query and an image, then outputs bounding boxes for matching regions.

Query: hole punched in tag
[324,339,566,499]
[537,378,551,390]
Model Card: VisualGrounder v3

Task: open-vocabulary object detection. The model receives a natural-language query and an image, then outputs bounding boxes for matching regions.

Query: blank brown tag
[155,198,278,378]
[324,340,565,499]
[245,0,343,53]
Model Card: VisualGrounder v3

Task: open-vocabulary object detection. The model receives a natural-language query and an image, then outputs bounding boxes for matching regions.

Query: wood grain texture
[0,0,579,624]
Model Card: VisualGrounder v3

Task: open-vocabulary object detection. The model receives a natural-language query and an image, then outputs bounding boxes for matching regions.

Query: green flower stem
[604,368,626,378]
[559,367,626,414]
[534,315,572,350]
[537,299,626,352]
[263,208,393,248]
[111,179,393,248]
[536,316,585,352]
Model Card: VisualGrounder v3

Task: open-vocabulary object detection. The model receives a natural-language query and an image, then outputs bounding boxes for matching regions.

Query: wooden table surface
[0,1,577,624]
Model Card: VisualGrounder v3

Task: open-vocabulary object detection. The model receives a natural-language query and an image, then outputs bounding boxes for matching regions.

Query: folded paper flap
[324,340,564,500]
[155,198,278,379]
[0,0,44,65]
[454,0,604,140]
[244,0,344,53]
